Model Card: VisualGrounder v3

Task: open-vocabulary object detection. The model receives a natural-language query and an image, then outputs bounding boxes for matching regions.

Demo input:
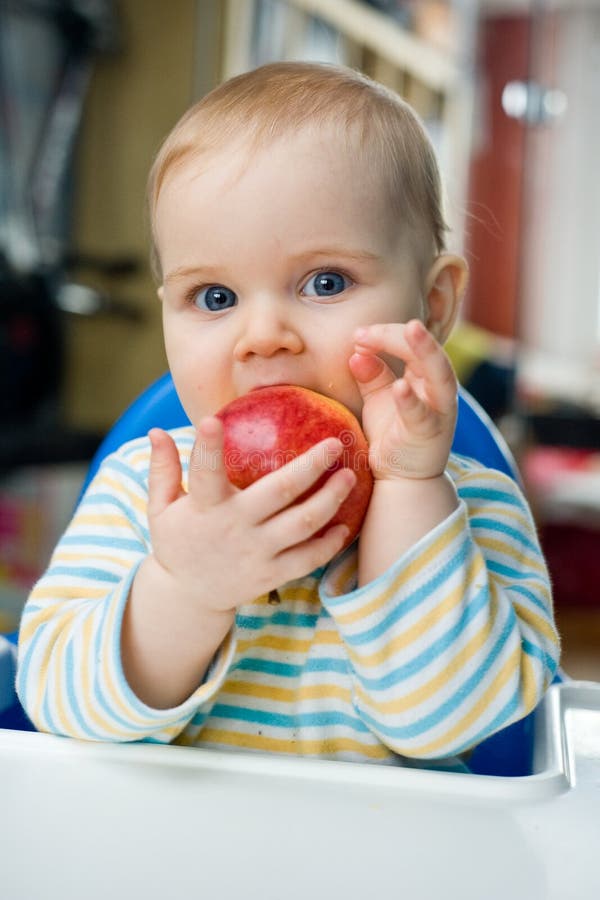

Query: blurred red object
[522,446,600,608]
[539,522,600,609]
[523,446,597,491]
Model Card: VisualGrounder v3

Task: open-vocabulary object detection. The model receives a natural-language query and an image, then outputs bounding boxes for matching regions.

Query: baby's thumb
[148,428,184,517]
[348,349,397,399]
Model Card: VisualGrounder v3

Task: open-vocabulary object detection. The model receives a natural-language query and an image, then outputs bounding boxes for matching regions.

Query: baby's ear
[157,285,165,302]
[424,254,468,343]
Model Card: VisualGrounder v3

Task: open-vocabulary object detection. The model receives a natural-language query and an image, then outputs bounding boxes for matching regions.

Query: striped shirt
[17,428,559,767]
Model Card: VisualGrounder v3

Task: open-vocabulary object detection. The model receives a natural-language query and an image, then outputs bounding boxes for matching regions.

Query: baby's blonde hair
[148,61,448,280]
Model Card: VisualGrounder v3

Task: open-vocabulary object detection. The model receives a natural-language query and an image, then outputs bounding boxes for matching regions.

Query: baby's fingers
[354,321,456,410]
[275,522,351,581]
[148,429,185,517]
[247,437,345,523]
[392,378,438,436]
[403,321,456,411]
[188,417,232,508]
[273,466,356,548]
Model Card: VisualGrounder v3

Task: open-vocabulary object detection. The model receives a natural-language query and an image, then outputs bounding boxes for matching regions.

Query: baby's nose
[233,298,304,360]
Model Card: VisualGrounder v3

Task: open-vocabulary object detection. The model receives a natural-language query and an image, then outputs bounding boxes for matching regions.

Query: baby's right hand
[146,419,355,613]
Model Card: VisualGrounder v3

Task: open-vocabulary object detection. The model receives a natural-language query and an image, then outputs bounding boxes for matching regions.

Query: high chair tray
[1,681,599,900]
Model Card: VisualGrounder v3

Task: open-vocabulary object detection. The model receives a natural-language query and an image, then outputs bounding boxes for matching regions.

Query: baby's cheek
[335,366,366,419]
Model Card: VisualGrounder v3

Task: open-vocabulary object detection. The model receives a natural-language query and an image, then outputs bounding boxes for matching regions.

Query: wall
[520,6,600,369]
[63,0,199,432]
[464,14,530,339]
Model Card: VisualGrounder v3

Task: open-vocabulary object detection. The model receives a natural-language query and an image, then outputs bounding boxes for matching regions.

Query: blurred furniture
[515,344,600,612]
[218,0,474,243]
[0,0,135,472]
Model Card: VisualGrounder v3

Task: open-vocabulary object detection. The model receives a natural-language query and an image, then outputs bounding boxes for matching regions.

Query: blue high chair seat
[4,374,546,775]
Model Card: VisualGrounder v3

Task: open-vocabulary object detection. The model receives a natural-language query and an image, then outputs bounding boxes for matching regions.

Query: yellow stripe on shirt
[191,728,391,759]
[219,679,351,705]
[333,513,465,626]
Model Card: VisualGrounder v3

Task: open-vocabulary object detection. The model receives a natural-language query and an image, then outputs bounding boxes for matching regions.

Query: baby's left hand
[349,319,457,481]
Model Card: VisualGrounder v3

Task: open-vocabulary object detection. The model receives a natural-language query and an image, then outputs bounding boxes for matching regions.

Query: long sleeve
[17,441,559,766]
[319,454,559,760]
[16,430,235,742]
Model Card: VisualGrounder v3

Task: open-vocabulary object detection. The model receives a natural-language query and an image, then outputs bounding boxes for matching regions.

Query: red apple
[215,385,373,549]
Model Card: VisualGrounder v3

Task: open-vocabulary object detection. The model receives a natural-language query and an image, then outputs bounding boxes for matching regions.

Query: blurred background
[1,0,598,676]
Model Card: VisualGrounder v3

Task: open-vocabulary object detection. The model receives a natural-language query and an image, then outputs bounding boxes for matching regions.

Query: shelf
[287,0,460,91]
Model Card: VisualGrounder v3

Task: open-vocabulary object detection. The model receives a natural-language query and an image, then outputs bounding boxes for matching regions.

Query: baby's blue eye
[193,285,237,311]
[302,271,350,298]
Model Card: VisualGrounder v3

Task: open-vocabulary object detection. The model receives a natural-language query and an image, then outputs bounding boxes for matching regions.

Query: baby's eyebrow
[164,264,223,285]
[290,247,382,265]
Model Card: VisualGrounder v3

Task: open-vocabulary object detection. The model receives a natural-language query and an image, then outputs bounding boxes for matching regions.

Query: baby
[17,62,559,768]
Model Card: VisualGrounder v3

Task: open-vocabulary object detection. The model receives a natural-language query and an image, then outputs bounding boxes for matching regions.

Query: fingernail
[343,468,357,487]
[322,438,343,469]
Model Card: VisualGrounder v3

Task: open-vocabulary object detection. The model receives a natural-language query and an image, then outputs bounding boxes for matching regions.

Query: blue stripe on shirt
[508,583,551,615]
[103,457,148,490]
[60,534,148,552]
[46,566,122,583]
[65,639,94,738]
[234,656,349,678]
[210,703,370,733]
[457,486,522,508]
[521,637,557,674]
[468,517,539,554]
[486,560,537,581]
[236,611,319,631]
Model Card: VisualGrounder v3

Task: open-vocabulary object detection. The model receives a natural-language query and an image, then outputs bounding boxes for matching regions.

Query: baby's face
[154,128,424,423]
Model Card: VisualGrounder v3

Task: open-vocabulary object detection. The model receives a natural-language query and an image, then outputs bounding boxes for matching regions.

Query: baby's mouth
[249,381,293,391]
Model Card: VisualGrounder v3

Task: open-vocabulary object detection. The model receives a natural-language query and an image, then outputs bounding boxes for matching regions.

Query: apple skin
[215,385,374,550]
